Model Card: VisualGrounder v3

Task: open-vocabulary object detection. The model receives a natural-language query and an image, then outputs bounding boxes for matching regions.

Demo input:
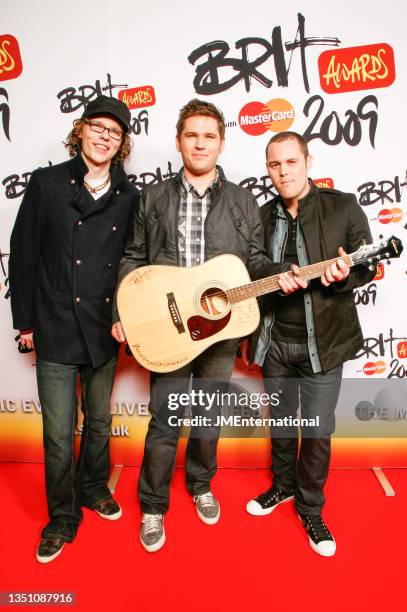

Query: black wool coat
[9,154,139,367]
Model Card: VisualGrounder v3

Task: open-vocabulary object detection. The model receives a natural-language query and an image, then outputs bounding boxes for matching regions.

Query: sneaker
[140,514,165,552]
[193,491,220,525]
[298,513,336,557]
[94,496,122,521]
[246,486,294,516]
[36,536,65,564]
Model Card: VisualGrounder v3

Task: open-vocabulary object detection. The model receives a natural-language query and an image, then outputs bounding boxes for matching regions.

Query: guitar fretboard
[226,255,353,304]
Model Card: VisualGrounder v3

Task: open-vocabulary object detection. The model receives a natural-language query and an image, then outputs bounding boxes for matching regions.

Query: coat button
[70,178,76,184]
[75,297,81,303]
[105,297,111,303]
[112,226,117,231]
[107,263,112,268]
[116,190,120,195]
[78,221,83,226]
[75,259,82,266]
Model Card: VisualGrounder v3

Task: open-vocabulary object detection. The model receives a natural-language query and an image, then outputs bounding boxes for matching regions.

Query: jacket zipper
[203,178,224,262]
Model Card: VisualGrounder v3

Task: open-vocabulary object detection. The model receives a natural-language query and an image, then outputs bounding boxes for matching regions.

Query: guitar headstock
[351,235,403,269]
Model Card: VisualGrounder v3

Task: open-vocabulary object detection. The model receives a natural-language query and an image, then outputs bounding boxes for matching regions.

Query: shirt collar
[69,153,127,189]
[181,168,219,197]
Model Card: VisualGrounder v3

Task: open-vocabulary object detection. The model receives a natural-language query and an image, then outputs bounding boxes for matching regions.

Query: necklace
[84,174,111,193]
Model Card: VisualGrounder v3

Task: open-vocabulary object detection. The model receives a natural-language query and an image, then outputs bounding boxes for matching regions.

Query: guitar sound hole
[200,287,229,318]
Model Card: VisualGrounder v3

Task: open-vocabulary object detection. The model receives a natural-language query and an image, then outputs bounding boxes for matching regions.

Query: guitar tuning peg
[368,265,374,271]
[362,239,366,245]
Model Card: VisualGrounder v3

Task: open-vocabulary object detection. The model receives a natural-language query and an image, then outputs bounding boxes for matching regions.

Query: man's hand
[278,265,308,294]
[111,321,126,343]
[19,330,34,351]
[321,247,350,287]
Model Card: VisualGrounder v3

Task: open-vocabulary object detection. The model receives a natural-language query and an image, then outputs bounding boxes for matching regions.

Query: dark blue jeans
[263,339,343,515]
[138,339,239,515]
[36,355,117,541]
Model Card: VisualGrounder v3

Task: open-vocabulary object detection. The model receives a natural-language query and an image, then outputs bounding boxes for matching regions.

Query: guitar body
[117,254,260,373]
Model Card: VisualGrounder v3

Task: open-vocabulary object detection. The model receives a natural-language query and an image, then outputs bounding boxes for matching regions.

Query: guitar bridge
[167,292,185,334]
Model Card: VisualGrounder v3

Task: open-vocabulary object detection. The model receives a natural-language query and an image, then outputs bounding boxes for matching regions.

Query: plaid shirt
[178,170,218,267]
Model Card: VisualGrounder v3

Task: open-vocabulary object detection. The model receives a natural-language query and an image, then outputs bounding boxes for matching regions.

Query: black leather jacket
[252,183,375,372]
[114,166,287,321]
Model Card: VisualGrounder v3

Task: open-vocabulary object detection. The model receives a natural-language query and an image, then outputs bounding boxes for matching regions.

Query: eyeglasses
[83,119,123,141]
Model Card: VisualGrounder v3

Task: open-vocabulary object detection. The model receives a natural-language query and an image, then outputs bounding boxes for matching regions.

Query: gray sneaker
[193,491,220,525]
[140,513,165,552]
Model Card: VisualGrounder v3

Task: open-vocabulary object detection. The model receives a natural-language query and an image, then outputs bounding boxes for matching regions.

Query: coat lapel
[68,156,128,218]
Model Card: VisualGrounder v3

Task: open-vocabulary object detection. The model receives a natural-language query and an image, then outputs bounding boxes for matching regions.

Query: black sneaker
[94,496,122,520]
[298,513,336,557]
[36,536,65,564]
[246,486,294,516]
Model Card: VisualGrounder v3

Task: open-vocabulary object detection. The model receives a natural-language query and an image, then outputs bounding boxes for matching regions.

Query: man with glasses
[9,95,139,563]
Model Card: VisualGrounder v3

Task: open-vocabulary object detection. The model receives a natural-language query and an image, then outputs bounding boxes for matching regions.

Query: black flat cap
[82,95,131,132]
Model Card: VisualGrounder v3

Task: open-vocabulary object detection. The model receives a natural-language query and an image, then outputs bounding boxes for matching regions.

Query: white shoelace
[142,513,163,534]
[195,492,215,507]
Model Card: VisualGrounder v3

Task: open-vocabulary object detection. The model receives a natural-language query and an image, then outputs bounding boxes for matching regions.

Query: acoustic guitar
[117,236,403,373]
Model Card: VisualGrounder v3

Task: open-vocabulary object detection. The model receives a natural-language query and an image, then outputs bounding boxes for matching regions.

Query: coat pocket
[228,204,250,242]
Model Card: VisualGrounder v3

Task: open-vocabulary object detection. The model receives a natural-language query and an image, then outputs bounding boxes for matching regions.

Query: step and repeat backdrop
[1,0,406,467]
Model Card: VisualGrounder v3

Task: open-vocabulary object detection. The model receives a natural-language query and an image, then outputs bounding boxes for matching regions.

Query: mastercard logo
[363,361,386,375]
[238,99,295,136]
[378,208,403,224]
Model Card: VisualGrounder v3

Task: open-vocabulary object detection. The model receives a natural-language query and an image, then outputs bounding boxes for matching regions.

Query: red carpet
[0,463,406,612]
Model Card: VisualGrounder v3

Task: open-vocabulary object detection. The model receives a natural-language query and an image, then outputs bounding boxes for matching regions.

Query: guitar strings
[128,255,356,317]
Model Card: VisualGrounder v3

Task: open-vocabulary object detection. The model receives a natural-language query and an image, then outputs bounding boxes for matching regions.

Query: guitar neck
[226,254,354,304]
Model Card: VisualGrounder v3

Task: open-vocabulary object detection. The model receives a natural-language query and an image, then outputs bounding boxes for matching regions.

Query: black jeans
[262,339,342,515]
[36,355,117,541]
[138,339,239,514]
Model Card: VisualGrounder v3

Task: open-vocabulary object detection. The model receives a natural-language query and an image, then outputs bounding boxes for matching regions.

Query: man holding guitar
[112,100,303,552]
[243,131,375,556]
